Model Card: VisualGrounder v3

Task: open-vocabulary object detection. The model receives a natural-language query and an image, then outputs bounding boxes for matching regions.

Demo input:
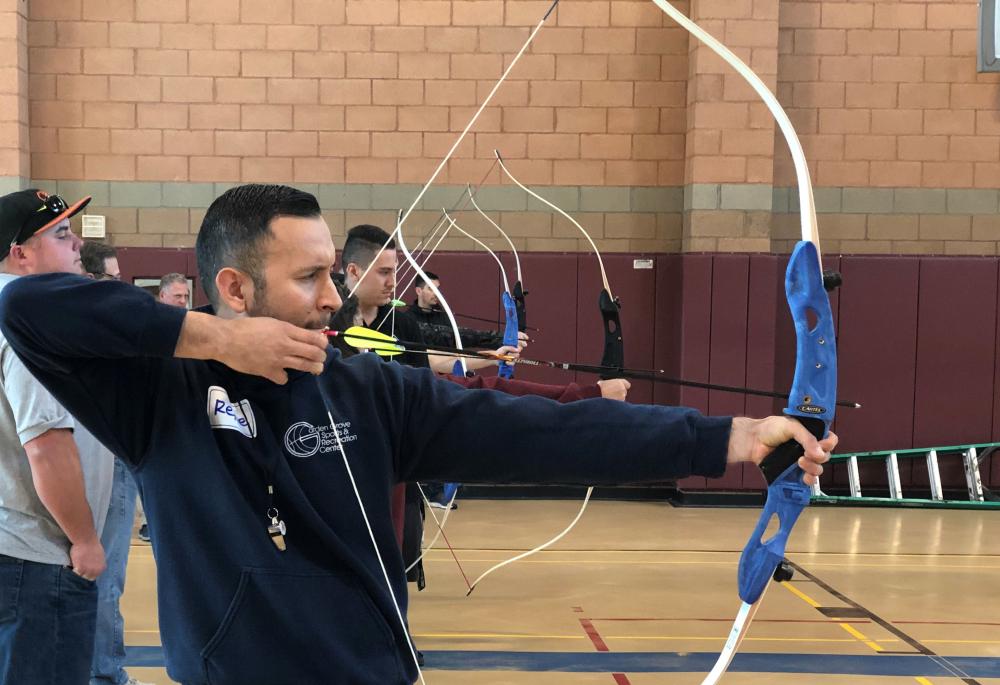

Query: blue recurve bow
[647,2,840,682]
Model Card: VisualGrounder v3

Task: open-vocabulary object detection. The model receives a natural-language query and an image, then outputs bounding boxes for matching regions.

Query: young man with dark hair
[0,184,834,685]
[80,239,152,685]
[341,224,520,374]
[409,271,510,350]
[0,189,115,685]
[80,240,120,282]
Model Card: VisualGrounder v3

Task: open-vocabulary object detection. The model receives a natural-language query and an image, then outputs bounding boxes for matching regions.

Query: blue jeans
[0,554,98,684]
[91,457,138,685]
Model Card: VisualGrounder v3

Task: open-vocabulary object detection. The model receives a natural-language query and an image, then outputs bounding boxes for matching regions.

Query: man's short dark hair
[196,184,321,306]
[80,240,117,277]
[159,272,188,294]
[414,271,439,288]
[341,224,394,271]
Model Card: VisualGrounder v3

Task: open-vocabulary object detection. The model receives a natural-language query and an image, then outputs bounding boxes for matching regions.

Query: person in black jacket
[409,270,508,350]
[0,184,835,685]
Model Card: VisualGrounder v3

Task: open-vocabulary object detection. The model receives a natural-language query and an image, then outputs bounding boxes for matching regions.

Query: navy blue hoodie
[0,273,731,685]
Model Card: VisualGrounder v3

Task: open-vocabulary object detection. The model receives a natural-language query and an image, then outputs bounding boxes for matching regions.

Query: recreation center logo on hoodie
[206,386,257,438]
[283,420,357,458]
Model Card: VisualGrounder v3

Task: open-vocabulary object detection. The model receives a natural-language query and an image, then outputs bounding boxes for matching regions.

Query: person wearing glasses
[0,190,117,684]
[80,239,152,685]
[80,240,120,282]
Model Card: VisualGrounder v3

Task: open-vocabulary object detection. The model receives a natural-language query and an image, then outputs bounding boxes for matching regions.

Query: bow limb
[466,487,593,595]
[467,185,523,287]
[443,211,511,295]
[468,153,625,591]
[495,150,621,370]
[397,223,468,375]
[443,211,519,379]
[467,186,528,336]
[649,0,819,252]
[648,3,835,683]
[495,150,612,296]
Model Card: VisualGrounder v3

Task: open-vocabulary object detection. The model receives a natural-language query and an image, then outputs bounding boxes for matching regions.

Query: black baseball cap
[0,189,91,260]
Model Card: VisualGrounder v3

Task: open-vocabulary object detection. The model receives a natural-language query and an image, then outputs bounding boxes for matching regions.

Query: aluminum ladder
[810,442,1000,509]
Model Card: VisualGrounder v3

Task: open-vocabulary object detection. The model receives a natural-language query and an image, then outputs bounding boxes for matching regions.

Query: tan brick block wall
[777,0,1000,190]
[6,0,999,254]
[24,0,685,190]
[0,4,29,179]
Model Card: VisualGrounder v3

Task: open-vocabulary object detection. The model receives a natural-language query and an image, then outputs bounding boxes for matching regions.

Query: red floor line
[576,609,633,685]
[578,618,610,652]
[583,617,872,624]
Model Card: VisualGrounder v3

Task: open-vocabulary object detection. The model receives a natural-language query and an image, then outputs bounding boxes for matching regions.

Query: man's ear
[84,272,96,280]
[6,245,27,266]
[344,262,361,284]
[215,267,253,315]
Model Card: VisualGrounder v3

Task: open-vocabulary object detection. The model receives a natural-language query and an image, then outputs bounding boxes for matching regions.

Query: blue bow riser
[499,291,519,379]
[736,240,838,605]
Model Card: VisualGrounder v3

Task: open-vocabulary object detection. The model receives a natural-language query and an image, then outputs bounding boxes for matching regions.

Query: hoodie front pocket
[201,568,407,685]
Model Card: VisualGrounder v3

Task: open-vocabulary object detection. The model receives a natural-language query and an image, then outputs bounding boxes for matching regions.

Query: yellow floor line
[419,554,1000,570]
[914,678,934,685]
[414,633,867,643]
[780,581,821,607]
[779,581,884,652]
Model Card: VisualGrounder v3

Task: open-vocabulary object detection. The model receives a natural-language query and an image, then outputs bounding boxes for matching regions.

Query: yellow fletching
[342,326,404,357]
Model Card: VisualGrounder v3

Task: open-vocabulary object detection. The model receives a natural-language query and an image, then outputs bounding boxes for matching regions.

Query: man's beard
[249,291,331,330]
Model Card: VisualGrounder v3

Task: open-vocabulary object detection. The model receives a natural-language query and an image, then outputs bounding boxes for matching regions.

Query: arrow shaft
[327,330,860,408]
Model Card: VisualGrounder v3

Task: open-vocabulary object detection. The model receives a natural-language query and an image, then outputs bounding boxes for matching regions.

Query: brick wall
[5,0,1000,253]
[773,0,1000,254]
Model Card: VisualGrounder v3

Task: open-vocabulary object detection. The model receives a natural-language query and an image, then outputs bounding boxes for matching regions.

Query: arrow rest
[822,269,843,292]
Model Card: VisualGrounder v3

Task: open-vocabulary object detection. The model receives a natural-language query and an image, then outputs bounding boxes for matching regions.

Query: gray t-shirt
[0,273,114,565]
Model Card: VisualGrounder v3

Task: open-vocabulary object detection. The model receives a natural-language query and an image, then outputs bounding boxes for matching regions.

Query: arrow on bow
[327,327,860,409]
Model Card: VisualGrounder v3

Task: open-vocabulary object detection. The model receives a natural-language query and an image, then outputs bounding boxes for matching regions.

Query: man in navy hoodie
[0,184,836,685]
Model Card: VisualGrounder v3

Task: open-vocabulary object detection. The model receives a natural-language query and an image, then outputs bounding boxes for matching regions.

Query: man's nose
[321,275,343,312]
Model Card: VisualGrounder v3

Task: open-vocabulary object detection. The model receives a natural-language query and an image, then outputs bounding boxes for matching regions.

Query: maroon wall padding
[675,255,713,489]
[508,253,579,387]
[741,255,784,489]
[576,254,656,404]
[118,247,189,287]
[653,255,683,407]
[704,255,751,489]
[827,257,921,490]
[994,263,1000,447]
[913,259,999,448]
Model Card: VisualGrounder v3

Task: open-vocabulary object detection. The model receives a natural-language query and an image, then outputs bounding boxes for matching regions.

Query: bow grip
[598,289,623,378]
[499,291,519,379]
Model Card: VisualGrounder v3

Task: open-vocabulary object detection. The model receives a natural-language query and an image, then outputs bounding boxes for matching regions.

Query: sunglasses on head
[11,193,70,248]
[36,193,68,215]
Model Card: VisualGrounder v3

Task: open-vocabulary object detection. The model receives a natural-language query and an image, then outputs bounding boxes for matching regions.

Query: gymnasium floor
[120,499,1000,684]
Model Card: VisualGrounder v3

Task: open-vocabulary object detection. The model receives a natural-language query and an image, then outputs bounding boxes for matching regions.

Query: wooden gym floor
[120,499,1000,684]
